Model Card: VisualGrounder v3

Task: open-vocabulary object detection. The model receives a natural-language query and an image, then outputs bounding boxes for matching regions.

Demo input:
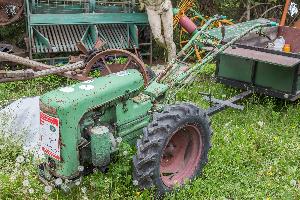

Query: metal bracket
[200,90,253,116]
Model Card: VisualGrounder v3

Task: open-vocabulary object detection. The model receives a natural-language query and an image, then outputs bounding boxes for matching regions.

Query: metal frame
[203,90,253,116]
[25,0,151,62]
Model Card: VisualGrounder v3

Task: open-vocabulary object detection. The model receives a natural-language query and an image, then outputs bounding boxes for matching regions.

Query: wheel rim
[160,124,203,188]
[83,49,149,86]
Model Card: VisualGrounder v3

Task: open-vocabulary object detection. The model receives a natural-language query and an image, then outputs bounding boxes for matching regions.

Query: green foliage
[0,20,26,47]
[0,75,77,106]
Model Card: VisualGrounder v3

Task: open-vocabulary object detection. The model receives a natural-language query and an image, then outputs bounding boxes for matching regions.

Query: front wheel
[133,103,212,195]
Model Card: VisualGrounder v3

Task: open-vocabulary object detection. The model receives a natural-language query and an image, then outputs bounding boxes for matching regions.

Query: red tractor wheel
[133,103,212,195]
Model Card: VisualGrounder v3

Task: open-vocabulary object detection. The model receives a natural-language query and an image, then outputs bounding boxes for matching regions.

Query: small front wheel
[133,103,212,195]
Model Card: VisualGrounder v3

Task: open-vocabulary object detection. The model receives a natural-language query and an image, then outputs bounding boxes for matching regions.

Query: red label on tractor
[40,111,61,161]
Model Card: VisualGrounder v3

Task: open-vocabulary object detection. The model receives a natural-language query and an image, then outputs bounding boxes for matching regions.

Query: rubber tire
[133,103,212,195]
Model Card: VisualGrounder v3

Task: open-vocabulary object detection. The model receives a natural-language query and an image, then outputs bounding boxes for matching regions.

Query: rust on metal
[280,0,291,26]
[278,26,300,53]
[0,52,86,83]
[84,49,150,86]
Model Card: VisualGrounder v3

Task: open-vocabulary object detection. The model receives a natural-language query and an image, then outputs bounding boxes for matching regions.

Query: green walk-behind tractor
[38,18,277,194]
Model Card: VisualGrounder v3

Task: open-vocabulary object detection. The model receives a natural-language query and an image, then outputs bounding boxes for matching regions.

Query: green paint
[40,69,144,177]
[207,19,269,41]
[38,18,279,188]
[218,54,254,83]
[116,98,152,126]
[90,126,112,167]
[218,52,300,94]
[29,13,148,26]
[255,62,295,93]
[144,81,168,99]
[26,0,150,55]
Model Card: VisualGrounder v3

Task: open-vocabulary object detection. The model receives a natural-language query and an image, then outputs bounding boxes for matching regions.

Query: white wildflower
[93,168,98,173]
[16,155,25,163]
[133,180,139,186]
[258,121,264,127]
[224,122,231,127]
[290,179,297,187]
[81,187,87,194]
[83,196,89,200]
[78,166,84,172]
[123,151,128,156]
[54,178,63,186]
[75,180,81,186]
[10,175,16,182]
[28,188,34,194]
[22,179,30,187]
[23,171,30,177]
[44,185,53,193]
[116,137,122,143]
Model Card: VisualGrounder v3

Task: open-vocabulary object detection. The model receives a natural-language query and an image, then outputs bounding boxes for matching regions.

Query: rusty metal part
[278,26,300,53]
[0,61,85,83]
[293,19,300,28]
[0,0,24,26]
[0,52,86,83]
[84,49,149,86]
[280,0,291,26]
[0,52,53,71]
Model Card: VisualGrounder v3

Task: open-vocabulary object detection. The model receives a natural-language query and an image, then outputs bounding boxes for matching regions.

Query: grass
[0,65,300,199]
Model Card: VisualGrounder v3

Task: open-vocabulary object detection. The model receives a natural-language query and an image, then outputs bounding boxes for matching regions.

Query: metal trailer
[24,0,152,63]
[215,25,300,101]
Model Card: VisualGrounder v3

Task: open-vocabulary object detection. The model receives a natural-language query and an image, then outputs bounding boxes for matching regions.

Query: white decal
[115,71,130,77]
[40,112,61,161]
[79,85,95,91]
[83,80,94,84]
[59,87,74,93]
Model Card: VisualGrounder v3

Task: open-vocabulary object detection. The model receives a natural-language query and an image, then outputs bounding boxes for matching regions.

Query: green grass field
[0,66,300,199]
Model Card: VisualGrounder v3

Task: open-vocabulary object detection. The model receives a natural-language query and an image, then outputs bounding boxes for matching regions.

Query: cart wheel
[133,103,212,195]
[83,49,150,86]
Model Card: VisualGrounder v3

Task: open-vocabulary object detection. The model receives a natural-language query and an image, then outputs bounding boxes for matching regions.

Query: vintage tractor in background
[38,17,277,195]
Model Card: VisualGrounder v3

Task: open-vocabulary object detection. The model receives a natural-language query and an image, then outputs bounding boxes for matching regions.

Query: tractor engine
[38,69,153,189]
